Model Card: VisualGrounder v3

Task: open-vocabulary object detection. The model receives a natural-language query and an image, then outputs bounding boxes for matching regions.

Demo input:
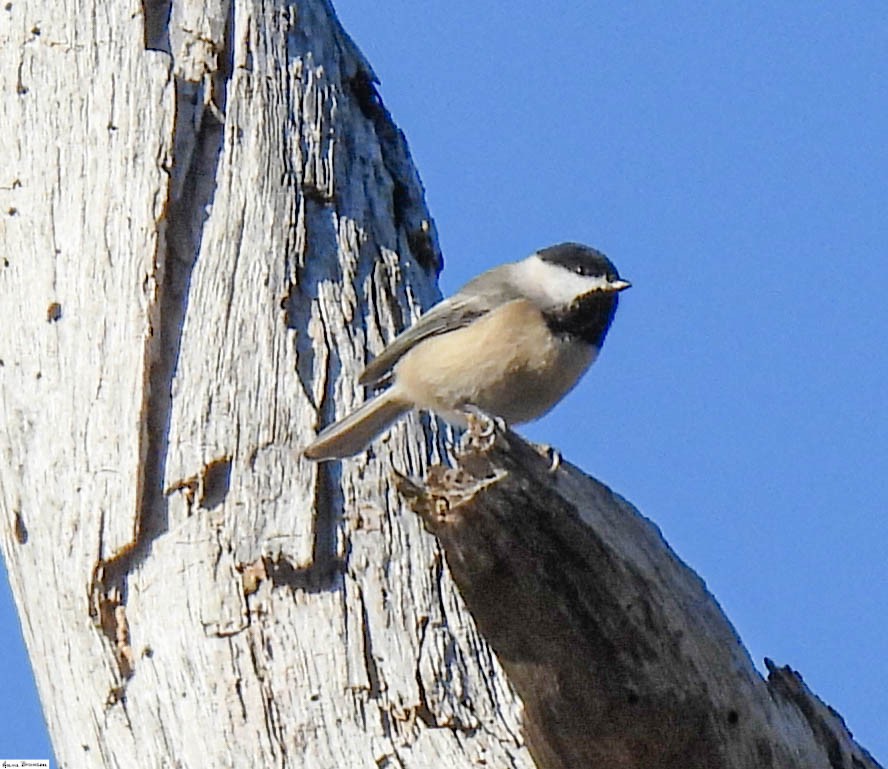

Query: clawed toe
[464,406,505,437]
[461,406,507,449]
[535,444,562,473]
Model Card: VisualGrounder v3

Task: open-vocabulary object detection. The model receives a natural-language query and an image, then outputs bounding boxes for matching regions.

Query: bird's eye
[574,265,584,275]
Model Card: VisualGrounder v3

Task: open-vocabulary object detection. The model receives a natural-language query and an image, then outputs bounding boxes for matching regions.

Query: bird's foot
[461,406,507,451]
[535,443,562,473]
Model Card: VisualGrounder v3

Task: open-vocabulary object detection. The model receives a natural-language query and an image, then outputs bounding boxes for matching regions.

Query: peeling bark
[397,426,883,769]
[0,1,532,766]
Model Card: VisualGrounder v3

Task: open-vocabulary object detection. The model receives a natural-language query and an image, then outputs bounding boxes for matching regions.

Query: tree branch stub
[398,425,883,769]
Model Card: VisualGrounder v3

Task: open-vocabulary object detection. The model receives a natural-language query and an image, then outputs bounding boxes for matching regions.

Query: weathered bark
[0,1,534,766]
[398,426,883,769]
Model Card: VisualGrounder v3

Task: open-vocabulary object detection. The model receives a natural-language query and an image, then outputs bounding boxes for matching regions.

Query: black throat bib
[544,292,619,347]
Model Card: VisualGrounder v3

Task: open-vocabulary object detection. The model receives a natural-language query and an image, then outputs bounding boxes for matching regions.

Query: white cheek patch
[516,255,611,308]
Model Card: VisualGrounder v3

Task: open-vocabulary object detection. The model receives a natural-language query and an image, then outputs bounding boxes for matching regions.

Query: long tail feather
[303,390,410,461]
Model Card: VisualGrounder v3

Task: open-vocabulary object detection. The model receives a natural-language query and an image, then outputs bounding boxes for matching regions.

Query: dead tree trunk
[0,1,534,766]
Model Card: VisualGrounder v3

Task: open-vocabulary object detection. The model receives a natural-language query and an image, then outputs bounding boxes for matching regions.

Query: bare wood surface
[0,1,535,766]
[398,426,884,769]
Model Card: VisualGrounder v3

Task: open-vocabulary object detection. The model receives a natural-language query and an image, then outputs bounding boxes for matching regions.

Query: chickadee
[304,242,630,461]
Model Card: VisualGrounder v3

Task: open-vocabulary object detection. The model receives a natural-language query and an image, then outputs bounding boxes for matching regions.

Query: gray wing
[359,266,521,386]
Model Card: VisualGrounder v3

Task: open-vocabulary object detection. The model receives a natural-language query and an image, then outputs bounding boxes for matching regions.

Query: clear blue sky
[2,1,886,762]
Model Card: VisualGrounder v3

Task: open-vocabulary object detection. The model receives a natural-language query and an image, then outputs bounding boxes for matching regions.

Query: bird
[303,242,630,461]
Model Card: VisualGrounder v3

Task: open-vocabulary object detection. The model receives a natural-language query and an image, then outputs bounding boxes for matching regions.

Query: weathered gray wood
[398,425,884,769]
[0,1,534,766]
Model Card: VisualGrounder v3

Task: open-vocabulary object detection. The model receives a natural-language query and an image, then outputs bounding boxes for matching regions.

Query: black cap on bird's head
[536,242,630,290]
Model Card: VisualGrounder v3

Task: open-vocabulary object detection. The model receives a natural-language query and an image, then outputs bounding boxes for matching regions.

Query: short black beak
[611,279,631,292]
